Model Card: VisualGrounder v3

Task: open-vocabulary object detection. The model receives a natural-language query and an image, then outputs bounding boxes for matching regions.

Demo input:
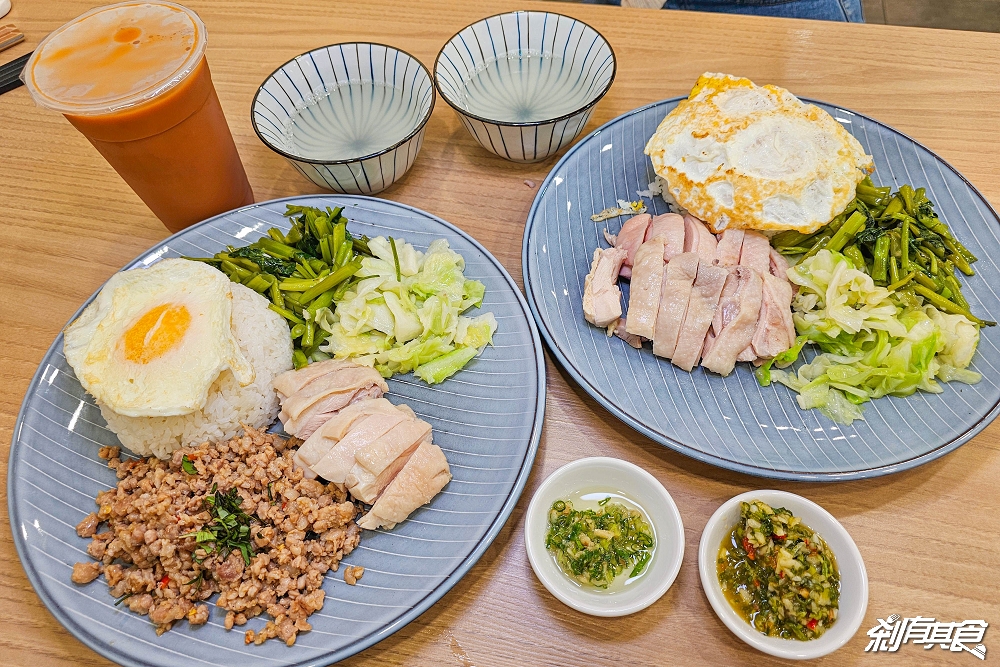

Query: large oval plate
[10,195,544,666]
[522,98,1000,481]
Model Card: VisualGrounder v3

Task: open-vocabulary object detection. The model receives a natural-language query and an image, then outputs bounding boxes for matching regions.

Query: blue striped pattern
[522,98,1000,481]
[252,44,435,194]
[434,11,615,163]
[10,196,544,667]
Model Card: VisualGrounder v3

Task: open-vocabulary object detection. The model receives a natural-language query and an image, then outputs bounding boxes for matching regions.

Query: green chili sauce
[545,497,655,589]
[717,500,840,640]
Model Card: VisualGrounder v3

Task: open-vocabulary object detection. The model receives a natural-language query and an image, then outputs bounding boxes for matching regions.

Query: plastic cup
[22,1,254,233]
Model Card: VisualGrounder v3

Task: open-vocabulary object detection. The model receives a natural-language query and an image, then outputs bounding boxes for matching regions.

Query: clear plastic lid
[22,1,207,116]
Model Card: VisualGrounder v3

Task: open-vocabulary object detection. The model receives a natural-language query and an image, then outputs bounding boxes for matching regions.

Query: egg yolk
[123,304,191,364]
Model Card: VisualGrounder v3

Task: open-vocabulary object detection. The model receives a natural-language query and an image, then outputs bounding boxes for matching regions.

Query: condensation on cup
[22,1,254,233]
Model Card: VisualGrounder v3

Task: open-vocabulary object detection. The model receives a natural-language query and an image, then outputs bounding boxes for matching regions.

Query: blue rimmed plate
[10,195,544,666]
[522,97,1000,481]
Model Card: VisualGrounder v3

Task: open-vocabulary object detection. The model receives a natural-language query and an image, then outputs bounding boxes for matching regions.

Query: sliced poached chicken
[652,252,699,359]
[625,238,666,339]
[715,229,745,267]
[615,213,651,279]
[752,273,796,359]
[357,442,452,530]
[671,262,728,371]
[293,397,404,475]
[701,266,763,376]
[345,417,433,503]
[583,246,628,328]
[275,361,388,439]
[647,213,686,261]
[684,214,718,264]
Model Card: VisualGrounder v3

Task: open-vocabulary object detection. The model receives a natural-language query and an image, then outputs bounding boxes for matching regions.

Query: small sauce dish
[524,457,684,616]
[699,490,868,660]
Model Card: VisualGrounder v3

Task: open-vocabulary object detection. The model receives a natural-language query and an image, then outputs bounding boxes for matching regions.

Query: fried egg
[64,258,253,418]
[644,73,874,234]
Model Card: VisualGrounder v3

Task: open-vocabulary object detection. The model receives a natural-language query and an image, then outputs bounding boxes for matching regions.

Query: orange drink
[23,2,253,232]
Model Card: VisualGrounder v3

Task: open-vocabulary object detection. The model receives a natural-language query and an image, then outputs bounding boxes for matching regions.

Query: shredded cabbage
[758,250,981,424]
[316,237,496,383]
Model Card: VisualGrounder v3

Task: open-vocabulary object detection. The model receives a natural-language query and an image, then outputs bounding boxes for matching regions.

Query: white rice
[99,284,293,459]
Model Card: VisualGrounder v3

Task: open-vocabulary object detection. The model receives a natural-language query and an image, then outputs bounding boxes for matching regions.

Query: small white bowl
[524,457,684,616]
[434,11,616,162]
[252,42,434,194]
[698,490,868,660]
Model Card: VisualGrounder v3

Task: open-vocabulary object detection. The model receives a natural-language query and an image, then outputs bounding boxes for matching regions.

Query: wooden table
[2,1,999,665]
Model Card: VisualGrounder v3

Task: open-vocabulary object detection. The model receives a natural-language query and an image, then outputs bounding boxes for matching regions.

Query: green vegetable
[181,483,258,566]
[316,237,496,383]
[190,206,497,383]
[181,455,197,475]
[188,204,362,361]
[545,499,654,589]
[871,235,890,282]
[770,178,988,323]
[913,284,995,327]
[414,347,478,384]
[717,500,839,641]
[762,250,983,424]
[826,211,866,253]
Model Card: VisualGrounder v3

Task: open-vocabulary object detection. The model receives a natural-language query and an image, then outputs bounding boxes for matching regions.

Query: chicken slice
[647,213,686,261]
[310,397,402,443]
[311,410,412,484]
[739,231,770,275]
[652,252,699,359]
[281,383,386,440]
[625,238,666,340]
[346,418,433,503]
[613,318,643,349]
[715,229,745,268]
[702,330,717,360]
[671,262,728,371]
[293,398,401,470]
[683,215,718,264]
[769,247,791,279]
[357,442,452,530]
[615,213,652,279]
[702,267,740,360]
[751,273,796,359]
[583,246,628,328]
[273,359,364,399]
[701,267,763,376]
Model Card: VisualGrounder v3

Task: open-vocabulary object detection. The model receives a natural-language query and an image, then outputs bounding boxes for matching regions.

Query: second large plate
[10,195,544,667]
[522,98,1000,481]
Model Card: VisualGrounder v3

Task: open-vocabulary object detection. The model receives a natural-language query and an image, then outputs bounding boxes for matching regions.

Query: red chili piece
[159,575,170,589]
[742,536,756,560]
[806,619,818,631]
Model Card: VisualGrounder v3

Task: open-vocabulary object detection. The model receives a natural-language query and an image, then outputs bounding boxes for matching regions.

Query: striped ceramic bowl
[434,11,616,163]
[252,43,435,194]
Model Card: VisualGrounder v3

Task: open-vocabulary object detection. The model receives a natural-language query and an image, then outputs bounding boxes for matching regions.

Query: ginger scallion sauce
[545,492,655,590]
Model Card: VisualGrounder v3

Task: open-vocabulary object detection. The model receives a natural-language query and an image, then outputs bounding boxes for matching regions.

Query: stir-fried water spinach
[187,205,368,367]
[770,177,991,326]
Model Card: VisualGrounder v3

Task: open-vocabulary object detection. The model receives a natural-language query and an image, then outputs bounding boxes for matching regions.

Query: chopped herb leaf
[181,485,258,566]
